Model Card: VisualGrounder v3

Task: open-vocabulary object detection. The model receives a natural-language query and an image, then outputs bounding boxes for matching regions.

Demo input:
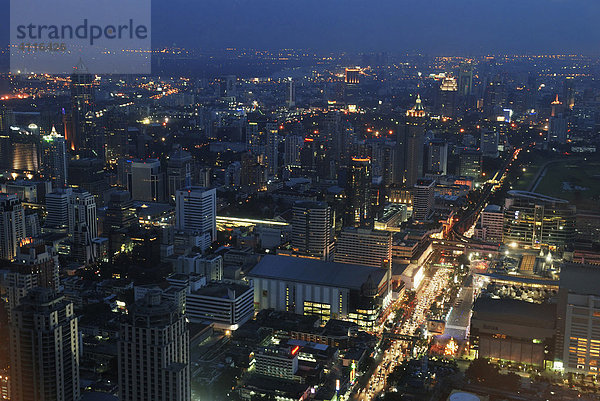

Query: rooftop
[248,254,388,290]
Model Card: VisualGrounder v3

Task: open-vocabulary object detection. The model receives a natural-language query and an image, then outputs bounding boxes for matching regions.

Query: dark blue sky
[2,0,599,54]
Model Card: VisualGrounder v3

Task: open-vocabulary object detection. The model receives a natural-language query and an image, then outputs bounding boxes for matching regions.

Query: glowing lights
[291,345,299,355]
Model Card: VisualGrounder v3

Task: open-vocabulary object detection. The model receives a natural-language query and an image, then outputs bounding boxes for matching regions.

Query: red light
[291,346,299,355]
[304,138,314,142]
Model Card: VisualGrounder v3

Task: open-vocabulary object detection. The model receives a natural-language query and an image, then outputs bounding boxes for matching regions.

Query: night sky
[2,0,599,54]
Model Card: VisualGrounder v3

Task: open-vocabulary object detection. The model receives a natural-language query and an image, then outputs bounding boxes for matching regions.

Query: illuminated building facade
[41,126,68,188]
[334,227,392,268]
[0,194,26,261]
[402,95,426,187]
[503,191,576,249]
[249,255,391,330]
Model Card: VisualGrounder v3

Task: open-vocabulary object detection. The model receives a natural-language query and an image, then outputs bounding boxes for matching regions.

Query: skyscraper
[69,60,95,153]
[68,189,98,264]
[41,126,68,188]
[548,95,568,144]
[413,178,435,221]
[403,95,426,187]
[286,77,296,108]
[44,187,73,229]
[291,201,334,260]
[437,77,457,118]
[175,187,217,243]
[6,239,60,322]
[118,290,190,401]
[10,288,80,401]
[127,159,166,203]
[345,157,372,227]
[334,227,392,268]
[264,123,279,177]
[426,139,448,175]
[0,194,26,261]
[167,148,194,202]
[459,149,482,179]
[284,134,304,168]
[458,62,473,97]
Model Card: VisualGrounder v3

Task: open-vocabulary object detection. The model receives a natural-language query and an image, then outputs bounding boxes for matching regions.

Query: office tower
[68,157,106,198]
[345,68,360,84]
[41,126,68,188]
[480,130,499,157]
[6,239,60,322]
[44,187,73,229]
[548,96,568,144]
[246,122,263,156]
[426,139,448,175]
[403,95,426,187]
[167,148,194,202]
[437,77,457,118]
[556,263,600,375]
[291,201,335,260]
[24,212,40,237]
[104,190,136,257]
[345,157,372,227]
[458,62,473,97]
[0,194,26,261]
[483,80,504,119]
[127,159,166,203]
[413,178,435,221]
[68,189,98,264]
[175,187,216,241]
[334,227,392,268]
[264,123,279,177]
[478,204,504,243]
[219,75,236,99]
[69,60,95,152]
[10,288,80,401]
[563,77,575,110]
[284,134,304,168]
[9,126,41,173]
[459,149,482,179]
[285,77,296,108]
[503,191,576,249]
[118,291,190,401]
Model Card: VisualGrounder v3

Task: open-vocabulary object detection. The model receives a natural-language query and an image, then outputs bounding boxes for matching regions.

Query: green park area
[533,159,600,210]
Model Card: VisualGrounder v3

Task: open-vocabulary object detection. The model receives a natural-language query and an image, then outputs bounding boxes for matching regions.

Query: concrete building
[175,187,216,249]
[291,201,334,260]
[503,191,576,249]
[10,288,80,401]
[477,204,504,243]
[334,227,392,268]
[44,187,73,229]
[413,179,435,221]
[249,255,391,330]
[118,291,190,401]
[254,346,299,380]
[0,194,26,261]
[127,159,166,203]
[185,281,254,330]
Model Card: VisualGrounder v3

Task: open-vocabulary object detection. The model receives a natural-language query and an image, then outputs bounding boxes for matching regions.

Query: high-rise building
[334,227,392,268]
[44,187,73,229]
[426,139,448,175]
[41,126,68,188]
[503,191,576,249]
[9,127,41,173]
[104,190,136,257]
[477,204,504,243]
[548,96,568,144]
[556,263,600,375]
[10,288,80,401]
[118,291,190,401]
[291,201,335,260]
[403,95,426,187]
[264,123,279,177]
[285,78,296,108]
[6,239,59,322]
[437,77,457,118]
[458,62,474,97]
[126,159,166,203]
[345,68,360,85]
[167,148,194,202]
[69,60,95,153]
[284,135,304,168]
[345,157,372,227]
[0,194,26,261]
[413,179,435,221]
[175,187,216,242]
[480,130,499,157]
[459,149,482,179]
[68,189,98,263]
